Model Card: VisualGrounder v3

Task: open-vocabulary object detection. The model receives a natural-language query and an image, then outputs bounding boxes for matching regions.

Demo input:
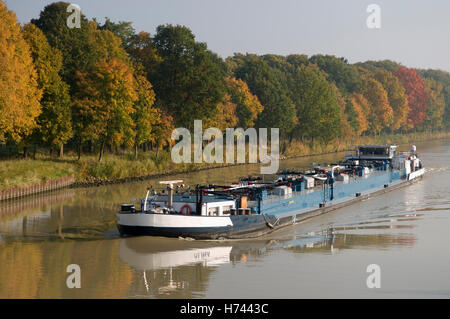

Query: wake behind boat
[117,145,425,239]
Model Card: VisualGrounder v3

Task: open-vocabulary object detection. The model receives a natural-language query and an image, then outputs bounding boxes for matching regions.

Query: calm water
[1,140,450,298]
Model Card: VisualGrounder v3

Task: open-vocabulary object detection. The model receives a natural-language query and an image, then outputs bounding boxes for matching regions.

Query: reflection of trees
[0,242,43,298]
[0,239,133,298]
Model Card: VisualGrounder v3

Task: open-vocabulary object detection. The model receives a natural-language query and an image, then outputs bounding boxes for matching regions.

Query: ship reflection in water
[119,217,417,298]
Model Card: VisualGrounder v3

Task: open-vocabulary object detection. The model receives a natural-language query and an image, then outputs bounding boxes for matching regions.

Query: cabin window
[359,147,389,156]
[208,207,219,216]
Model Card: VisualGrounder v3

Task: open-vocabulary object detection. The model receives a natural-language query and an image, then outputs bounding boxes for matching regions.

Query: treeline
[1,1,450,161]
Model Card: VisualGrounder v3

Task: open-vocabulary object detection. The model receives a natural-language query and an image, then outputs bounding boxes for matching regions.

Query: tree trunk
[134,143,138,159]
[59,144,64,158]
[98,141,105,162]
[77,143,81,160]
[23,147,28,159]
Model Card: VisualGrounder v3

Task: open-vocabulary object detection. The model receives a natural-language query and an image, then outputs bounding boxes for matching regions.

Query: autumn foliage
[0,2,41,143]
[395,67,429,129]
[1,0,450,162]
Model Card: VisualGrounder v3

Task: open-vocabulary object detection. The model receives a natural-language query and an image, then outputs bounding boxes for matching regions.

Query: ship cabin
[346,145,397,161]
[143,194,236,217]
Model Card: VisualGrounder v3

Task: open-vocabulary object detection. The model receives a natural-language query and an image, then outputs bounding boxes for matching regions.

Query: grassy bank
[0,159,76,191]
[283,130,450,157]
[1,130,449,191]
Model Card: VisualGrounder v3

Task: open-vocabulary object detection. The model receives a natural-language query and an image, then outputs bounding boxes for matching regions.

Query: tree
[152,113,175,157]
[0,1,42,144]
[22,23,72,157]
[35,4,134,158]
[286,54,309,69]
[360,75,393,134]
[334,86,356,138]
[97,17,135,47]
[151,24,226,129]
[125,31,162,81]
[32,2,94,88]
[348,93,369,135]
[232,54,297,135]
[32,3,131,90]
[132,69,160,158]
[373,69,408,131]
[395,67,428,129]
[72,58,137,161]
[309,54,362,94]
[204,93,238,130]
[418,69,450,129]
[423,78,445,130]
[290,65,342,143]
[225,77,263,129]
[356,60,403,74]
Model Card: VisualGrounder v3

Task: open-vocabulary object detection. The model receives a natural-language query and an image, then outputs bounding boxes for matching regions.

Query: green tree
[22,23,72,157]
[31,2,94,88]
[423,78,445,130]
[356,60,403,74]
[418,69,450,129]
[32,3,131,89]
[97,17,135,47]
[152,24,226,129]
[290,65,342,143]
[125,31,162,81]
[309,55,362,94]
[231,54,297,135]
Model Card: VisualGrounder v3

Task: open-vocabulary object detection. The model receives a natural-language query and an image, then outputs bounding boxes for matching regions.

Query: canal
[1,140,449,298]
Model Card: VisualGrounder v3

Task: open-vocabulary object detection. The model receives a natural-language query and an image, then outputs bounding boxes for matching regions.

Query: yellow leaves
[73,57,137,147]
[361,75,393,134]
[0,1,41,142]
[224,77,264,129]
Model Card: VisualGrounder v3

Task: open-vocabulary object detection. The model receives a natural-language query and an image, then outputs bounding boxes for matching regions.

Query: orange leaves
[395,67,429,129]
[349,93,369,135]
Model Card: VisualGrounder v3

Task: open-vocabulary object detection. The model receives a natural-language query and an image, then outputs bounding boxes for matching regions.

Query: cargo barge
[117,145,425,240]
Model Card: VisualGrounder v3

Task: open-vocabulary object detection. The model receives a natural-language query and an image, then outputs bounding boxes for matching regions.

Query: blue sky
[5,0,450,72]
